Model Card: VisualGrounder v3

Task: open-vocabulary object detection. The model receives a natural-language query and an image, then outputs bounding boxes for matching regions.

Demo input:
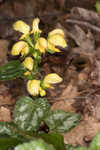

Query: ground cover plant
[0,18,81,150]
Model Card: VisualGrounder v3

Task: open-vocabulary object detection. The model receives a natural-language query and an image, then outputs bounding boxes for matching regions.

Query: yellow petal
[48,34,67,48]
[43,73,63,86]
[35,38,47,53]
[27,80,40,96]
[35,42,45,53]
[24,71,31,76]
[23,57,34,71]
[21,47,29,56]
[47,42,60,52]
[13,20,30,34]
[48,29,64,37]
[31,18,42,33]
[39,38,47,48]
[11,41,29,56]
[20,34,27,40]
[39,87,46,97]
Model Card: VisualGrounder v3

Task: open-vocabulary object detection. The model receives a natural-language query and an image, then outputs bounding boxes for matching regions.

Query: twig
[48,87,100,102]
[66,19,100,33]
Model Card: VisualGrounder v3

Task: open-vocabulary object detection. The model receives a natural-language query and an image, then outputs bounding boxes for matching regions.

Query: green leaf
[13,96,50,132]
[89,131,100,150]
[37,132,66,150]
[0,137,24,150]
[96,1,100,15]
[65,144,87,150]
[15,139,55,150]
[0,122,26,150]
[65,144,76,150]
[45,110,81,133]
[0,60,26,80]
[0,60,20,71]
[74,148,87,150]
[0,122,19,137]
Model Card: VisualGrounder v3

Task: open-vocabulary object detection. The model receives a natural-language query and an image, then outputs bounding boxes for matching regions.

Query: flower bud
[39,87,46,97]
[31,18,42,34]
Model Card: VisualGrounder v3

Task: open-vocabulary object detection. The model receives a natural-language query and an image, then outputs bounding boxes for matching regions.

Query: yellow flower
[43,73,63,88]
[48,34,67,48]
[27,80,40,96]
[11,41,29,56]
[47,29,67,52]
[35,37,47,53]
[31,18,42,34]
[13,20,30,39]
[39,87,46,97]
[23,57,34,71]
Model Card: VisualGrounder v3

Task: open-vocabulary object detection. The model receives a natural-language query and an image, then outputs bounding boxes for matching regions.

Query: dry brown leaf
[51,99,76,112]
[0,106,11,122]
[64,116,100,146]
[0,40,9,65]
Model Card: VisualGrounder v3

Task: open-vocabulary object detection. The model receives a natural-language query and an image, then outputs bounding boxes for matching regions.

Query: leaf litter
[0,0,100,147]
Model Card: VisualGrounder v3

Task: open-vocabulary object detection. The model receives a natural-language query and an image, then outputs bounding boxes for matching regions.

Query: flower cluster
[11,18,67,96]
[27,73,62,96]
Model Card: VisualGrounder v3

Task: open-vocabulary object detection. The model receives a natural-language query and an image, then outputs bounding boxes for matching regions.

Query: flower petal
[23,57,34,71]
[47,42,60,52]
[27,80,40,96]
[35,38,47,53]
[48,34,67,48]
[43,73,63,86]
[13,20,30,34]
[48,29,64,37]
[11,41,29,56]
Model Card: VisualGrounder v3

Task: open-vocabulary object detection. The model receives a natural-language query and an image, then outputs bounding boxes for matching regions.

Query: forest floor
[0,0,100,147]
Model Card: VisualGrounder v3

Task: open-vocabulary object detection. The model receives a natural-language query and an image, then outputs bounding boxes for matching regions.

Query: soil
[0,0,100,147]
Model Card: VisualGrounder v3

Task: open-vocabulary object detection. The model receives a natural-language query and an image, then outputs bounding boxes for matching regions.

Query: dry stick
[48,87,100,102]
[66,19,100,33]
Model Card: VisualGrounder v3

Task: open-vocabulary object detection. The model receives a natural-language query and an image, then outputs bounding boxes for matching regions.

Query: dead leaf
[0,107,11,122]
[71,7,100,27]
[64,116,100,146]
[67,25,95,52]
[51,99,76,112]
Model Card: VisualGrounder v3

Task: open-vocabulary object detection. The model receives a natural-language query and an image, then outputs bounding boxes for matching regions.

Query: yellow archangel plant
[11,18,67,96]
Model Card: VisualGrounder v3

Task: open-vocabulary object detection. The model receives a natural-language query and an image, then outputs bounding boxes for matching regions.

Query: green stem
[25,34,34,48]
[33,32,40,45]
[33,59,38,72]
